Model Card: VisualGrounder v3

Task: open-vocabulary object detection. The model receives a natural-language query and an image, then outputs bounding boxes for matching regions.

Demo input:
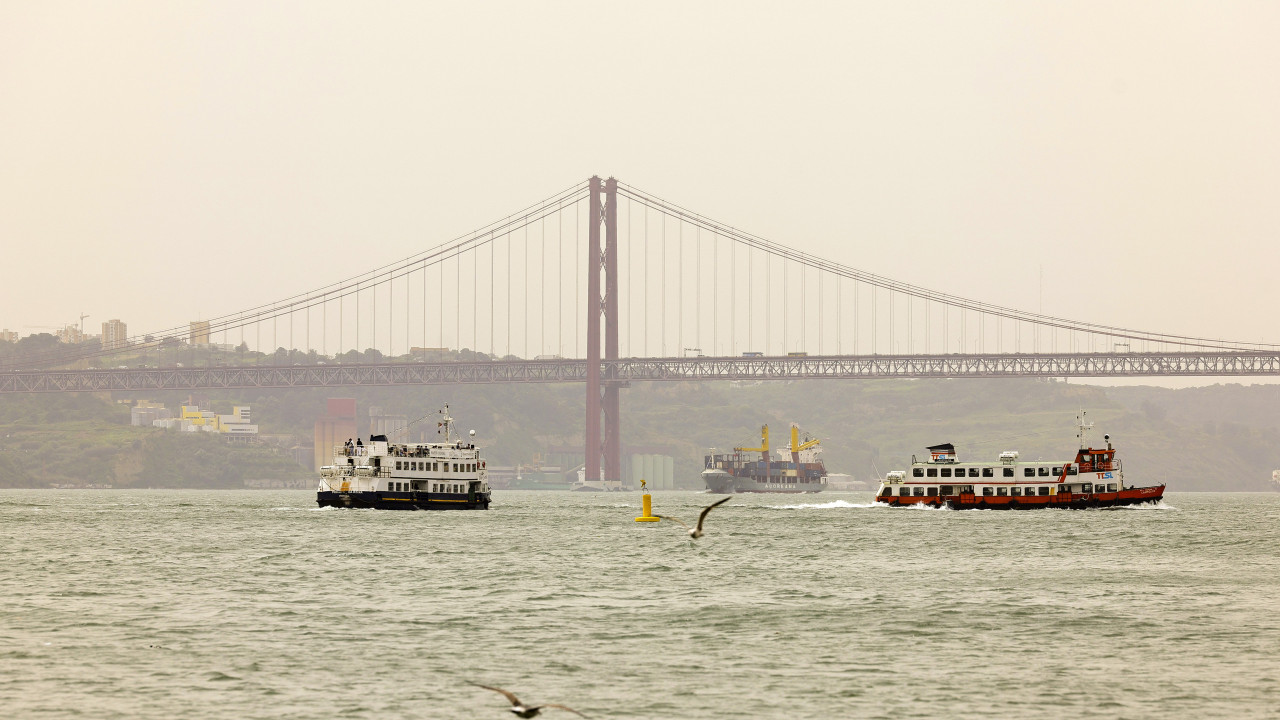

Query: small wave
[1107,500,1179,511]
[768,499,886,510]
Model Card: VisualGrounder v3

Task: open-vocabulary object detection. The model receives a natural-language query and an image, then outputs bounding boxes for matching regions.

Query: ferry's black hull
[316,491,491,510]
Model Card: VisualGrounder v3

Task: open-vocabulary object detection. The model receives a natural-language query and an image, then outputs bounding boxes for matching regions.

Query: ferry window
[1038,467,1050,477]
[927,487,938,496]
[914,487,925,497]
[1082,483,1093,493]
[1024,468,1035,477]
[982,487,993,496]
[1108,483,1118,492]
[1066,466,1078,476]
[983,468,994,478]
[395,461,402,471]
[1010,487,1021,496]
[1003,468,1014,477]
[1052,466,1061,476]
[968,468,979,478]
[927,468,937,478]
[432,462,438,472]
[453,463,458,472]
[878,487,892,498]
[997,487,1008,496]
[913,468,923,477]
[940,468,951,478]
[940,486,953,496]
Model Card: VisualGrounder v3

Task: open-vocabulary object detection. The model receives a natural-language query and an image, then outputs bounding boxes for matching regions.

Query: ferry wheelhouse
[316,405,491,510]
[876,414,1165,510]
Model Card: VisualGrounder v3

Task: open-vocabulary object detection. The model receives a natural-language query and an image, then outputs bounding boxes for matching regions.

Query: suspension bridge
[4,176,1278,483]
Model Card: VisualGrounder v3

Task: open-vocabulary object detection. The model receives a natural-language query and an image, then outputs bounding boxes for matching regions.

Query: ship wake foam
[768,500,887,510]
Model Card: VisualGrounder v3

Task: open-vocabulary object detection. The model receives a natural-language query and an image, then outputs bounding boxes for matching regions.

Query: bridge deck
[3,352,1279,393]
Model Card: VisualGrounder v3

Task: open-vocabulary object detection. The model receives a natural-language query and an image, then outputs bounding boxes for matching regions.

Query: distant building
[56,324,88,344]
[0,329,17,343]
[314,398,357,471]
[217,405,258,440]
[368,405,408,440]
[131,401,172,427]
[410,346,450,360]
[189,320,211,346]
[101,319,128,350]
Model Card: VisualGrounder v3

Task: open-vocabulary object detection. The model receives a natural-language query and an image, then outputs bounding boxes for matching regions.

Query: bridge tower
[585,176,621,485]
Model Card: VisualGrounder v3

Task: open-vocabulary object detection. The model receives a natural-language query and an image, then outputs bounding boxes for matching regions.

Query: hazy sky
[3,2,1278,365]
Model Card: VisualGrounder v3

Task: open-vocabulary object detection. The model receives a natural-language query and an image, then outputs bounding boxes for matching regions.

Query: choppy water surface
[2,490,1278,719]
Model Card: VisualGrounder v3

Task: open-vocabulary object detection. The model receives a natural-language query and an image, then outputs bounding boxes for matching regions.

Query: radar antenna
[1076,410,1094,449]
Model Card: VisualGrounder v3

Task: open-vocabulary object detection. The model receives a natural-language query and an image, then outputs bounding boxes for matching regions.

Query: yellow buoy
[635,491,660,522]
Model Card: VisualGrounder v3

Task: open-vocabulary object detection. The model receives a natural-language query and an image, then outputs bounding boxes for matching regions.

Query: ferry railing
[332,444,369,458]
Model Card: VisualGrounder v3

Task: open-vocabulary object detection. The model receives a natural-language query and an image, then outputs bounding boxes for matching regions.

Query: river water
[2,490,1278,719]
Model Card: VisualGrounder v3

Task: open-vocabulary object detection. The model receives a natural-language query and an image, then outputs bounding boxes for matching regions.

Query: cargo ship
[316,404,491,510]
[875,413,1164,509]
[702,424,828,494]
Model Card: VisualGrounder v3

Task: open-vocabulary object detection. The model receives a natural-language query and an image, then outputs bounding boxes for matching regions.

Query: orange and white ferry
[876,413,1165,510]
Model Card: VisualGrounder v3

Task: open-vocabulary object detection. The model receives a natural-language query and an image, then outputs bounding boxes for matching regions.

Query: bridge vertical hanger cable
[406,260,411,357]
[575,202,580,357]
[677,218,682,353]
[696,225,701,351]
[524,217,528,358]
[773,257,783,351]
[541,216,546,355]
[560,204,565,356]
[506,231,511,356]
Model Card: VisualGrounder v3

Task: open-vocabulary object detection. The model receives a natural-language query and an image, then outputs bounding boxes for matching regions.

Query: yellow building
[189,320,211,346]
[101,319,128,350]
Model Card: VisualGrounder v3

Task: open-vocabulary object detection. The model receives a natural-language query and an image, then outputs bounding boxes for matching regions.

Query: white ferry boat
[316,404,491,510]
[875,413,1165,510]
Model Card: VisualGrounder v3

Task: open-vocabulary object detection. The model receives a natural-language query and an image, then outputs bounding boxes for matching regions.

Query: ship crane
[788,423,820,464]
[734,425,770,462]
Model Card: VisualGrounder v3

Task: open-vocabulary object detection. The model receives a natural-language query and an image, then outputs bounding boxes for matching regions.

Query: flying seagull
[657,496,731,539]
[469,682,588,718]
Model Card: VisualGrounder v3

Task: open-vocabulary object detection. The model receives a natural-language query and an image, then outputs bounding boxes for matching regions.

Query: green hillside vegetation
[2,379,1278,491]
[0,394,309,488]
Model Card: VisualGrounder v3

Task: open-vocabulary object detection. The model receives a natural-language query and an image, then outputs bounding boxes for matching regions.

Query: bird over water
[469,682,588,718]
[657,496,731,539]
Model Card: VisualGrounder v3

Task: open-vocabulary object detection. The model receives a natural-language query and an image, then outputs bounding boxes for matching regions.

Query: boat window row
[394,460,478,473]
[913,465,1079,478]
[881,482,1120,497]
[982,486,1052,497]
[387,481,467,493]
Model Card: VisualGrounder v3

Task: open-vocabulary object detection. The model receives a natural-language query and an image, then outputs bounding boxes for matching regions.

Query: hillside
[2,380,1278,491]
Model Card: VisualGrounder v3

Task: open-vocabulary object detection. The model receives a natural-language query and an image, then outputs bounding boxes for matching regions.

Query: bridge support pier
[585,176,621,487]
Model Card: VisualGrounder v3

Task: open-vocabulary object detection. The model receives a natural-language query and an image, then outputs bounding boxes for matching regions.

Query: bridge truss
[4,351,1277,393]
